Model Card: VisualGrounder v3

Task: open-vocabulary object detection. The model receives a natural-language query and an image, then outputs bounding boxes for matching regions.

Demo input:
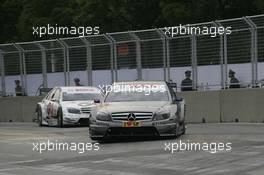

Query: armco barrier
[0,88,263,123]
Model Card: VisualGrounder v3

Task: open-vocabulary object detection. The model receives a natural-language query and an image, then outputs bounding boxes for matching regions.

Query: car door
[167,84,178,118]
[47,88,61,119]
[168,83,185,122]
[41,88,56,123]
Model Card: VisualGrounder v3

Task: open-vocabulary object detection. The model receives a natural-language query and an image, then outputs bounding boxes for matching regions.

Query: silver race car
[89,81,186,140]
[36,86,103,127]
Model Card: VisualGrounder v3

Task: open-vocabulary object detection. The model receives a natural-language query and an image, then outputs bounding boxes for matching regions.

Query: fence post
[214,21,226,89]
[244,17,258,87]
[254,24,258,85]
[13,44,27,95]
[104,34,115,83]
[220,34,226,89]
[57,39,70,86]
[191,34,198,90]
[216,20,228,88]
[157,29,169,81]
[36,43,47,88]
[106,34,118,82]
[0,50,5,96]
[129,32,142,80]
[166,38,170,82]
[254,26,258,85]
[81,38,93,86]
[223,32,228,88]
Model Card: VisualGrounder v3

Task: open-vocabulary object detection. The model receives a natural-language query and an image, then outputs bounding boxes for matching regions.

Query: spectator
[74,78,83,86]
[229,69,240,88]
[181,70,193,91]
[14,80,23,96]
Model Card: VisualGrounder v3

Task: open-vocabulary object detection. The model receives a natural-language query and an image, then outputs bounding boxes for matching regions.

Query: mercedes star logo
[127,113,136,121]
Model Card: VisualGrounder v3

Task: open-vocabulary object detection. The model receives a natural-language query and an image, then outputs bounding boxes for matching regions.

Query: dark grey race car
[89,81,186,141]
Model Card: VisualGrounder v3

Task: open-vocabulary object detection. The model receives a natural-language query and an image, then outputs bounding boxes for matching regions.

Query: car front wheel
[175,121,180,138]
[37,108,43,127]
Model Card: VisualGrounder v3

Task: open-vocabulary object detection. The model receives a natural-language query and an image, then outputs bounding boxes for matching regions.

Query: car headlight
[95,112,111,121]
[153,112,170,120]
[67,107,81,114]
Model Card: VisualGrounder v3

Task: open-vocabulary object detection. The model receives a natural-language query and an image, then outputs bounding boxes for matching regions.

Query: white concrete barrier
[0,88,264,123]
[178,91,221,123]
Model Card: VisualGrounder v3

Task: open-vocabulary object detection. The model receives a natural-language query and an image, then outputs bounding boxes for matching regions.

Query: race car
[89,81,186,140]
[35,86,103,127]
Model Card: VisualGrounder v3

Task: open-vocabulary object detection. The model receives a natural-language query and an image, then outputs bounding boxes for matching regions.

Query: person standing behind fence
[228,69,240,88]
[74,78,83,86]
[181,70,193,91]
[14,80,23,96]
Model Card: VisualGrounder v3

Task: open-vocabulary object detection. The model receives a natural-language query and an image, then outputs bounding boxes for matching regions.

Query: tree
[17,0,78,41]
[0,0,264,43]
[0,0,23,43]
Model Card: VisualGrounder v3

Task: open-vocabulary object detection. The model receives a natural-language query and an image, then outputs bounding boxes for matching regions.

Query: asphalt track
[0,123,264,175]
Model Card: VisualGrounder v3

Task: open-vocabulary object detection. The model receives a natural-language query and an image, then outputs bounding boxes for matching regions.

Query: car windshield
[105,84,169,102]
[62,92,101,101]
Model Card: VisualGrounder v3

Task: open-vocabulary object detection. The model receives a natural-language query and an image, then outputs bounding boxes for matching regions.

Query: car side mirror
[176,97,183,101]
[94,99,100,103]
[51,98,57,102]
[173,97,183,103]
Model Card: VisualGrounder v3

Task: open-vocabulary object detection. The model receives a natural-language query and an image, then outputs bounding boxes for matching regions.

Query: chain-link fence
[0,14,264,96]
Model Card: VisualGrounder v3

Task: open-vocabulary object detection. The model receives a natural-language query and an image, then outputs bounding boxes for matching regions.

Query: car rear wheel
[57,108,63,128]
[181,122,186,135]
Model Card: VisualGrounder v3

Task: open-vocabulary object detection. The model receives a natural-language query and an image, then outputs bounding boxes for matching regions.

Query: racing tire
[37,108,43,127]
[181,122,186,135]
[175,122,180,138]
[90,137,103,141]
[57,108,63,128]
[89,128,103,141]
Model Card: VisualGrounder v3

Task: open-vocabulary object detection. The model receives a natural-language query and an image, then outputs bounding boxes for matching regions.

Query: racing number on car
[133,121,140,127]
[123,121,141,127]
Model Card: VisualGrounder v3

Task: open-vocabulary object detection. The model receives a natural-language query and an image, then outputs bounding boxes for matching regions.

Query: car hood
[96,101,171,113]
[61,100,94,109]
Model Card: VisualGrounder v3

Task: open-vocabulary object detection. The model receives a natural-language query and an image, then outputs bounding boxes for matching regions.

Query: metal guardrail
[0,14,264,96]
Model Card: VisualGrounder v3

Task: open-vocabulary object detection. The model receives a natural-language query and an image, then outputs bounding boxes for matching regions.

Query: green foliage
[0,0,263,43]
